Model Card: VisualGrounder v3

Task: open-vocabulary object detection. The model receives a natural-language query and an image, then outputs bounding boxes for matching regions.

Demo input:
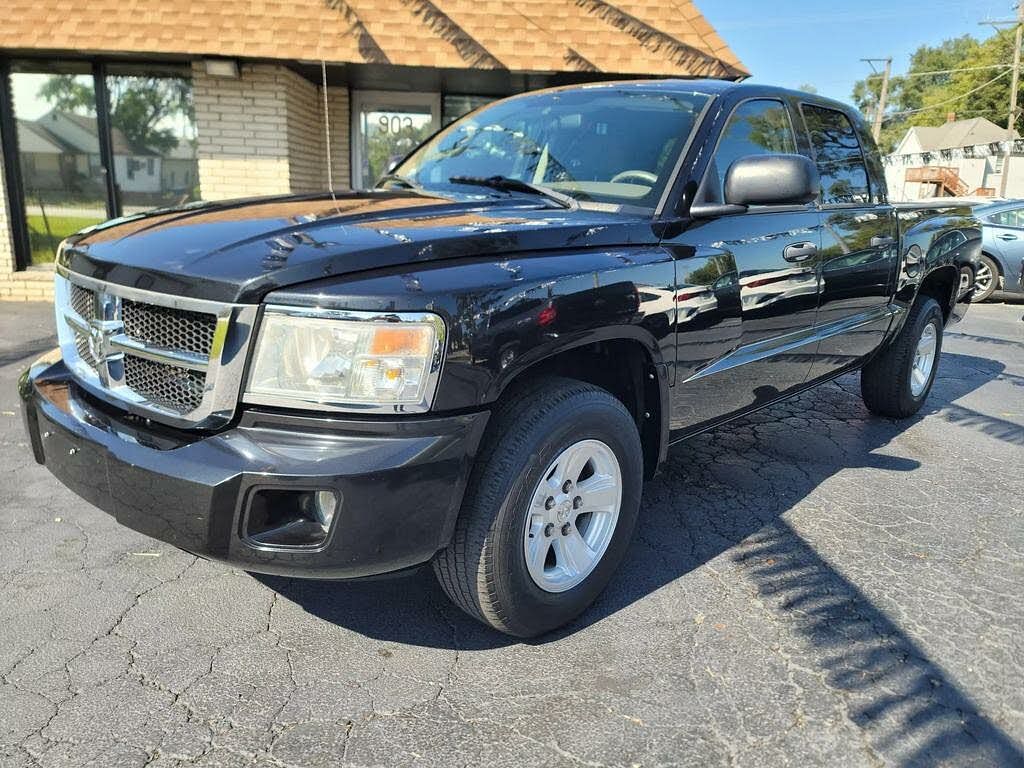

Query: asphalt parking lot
[1,297,1022,768]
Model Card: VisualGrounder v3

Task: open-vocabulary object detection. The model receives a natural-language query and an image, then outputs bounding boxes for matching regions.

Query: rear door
[663,97,821,433]
[799,103,900,381]
[983,205,1024,282]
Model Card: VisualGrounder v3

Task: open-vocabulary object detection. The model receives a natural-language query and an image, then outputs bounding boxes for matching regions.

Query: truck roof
[528,78,857,116]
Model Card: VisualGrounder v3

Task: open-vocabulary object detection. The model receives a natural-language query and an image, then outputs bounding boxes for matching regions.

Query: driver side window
[699,99,797,204]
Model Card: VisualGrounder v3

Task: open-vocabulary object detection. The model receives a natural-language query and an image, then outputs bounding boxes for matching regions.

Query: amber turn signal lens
[367,326,433,356]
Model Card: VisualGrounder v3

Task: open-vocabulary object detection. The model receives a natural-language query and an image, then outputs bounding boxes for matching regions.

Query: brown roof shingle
[1,0,747,78]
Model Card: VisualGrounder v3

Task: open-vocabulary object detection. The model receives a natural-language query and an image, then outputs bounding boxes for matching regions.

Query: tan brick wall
[193,62,293,200]
[0,269,55,302]
[326,88,351,192]
[284,70,326,193]
[0,142,16,276]
[193,63,351,201]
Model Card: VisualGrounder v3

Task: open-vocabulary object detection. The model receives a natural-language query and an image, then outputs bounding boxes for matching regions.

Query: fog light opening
[245,488,341,548]
[301,490,338,533]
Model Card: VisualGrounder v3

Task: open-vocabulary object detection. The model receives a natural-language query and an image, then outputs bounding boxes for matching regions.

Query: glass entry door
[351,91,440,189]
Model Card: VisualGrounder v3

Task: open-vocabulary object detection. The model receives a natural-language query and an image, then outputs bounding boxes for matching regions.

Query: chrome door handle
[783,242,817,263]
[998,233,1018,241]
[870,235,895,247]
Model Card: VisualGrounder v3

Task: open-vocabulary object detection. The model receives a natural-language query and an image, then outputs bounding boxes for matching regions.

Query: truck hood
[59,190,658,303]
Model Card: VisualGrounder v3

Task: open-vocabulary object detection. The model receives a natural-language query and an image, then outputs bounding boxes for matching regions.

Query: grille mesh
[70,284,95,322]
[123,355,206,414]
[121,300,217,355]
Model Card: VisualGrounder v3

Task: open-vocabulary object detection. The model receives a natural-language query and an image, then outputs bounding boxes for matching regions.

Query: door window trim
[693,96,804,212]
[797,101,876,210]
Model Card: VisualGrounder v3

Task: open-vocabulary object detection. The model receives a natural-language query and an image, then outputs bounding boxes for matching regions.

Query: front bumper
[20,352,489,579]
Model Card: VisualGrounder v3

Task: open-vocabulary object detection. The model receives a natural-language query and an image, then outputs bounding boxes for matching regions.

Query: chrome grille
[122,300,217,356]
[54,270,258,429]
[123,354,206,414]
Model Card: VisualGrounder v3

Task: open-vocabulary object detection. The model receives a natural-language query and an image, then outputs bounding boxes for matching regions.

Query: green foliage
[38,75,194,154]
[851,32,1017,154]
[26,214,101,263]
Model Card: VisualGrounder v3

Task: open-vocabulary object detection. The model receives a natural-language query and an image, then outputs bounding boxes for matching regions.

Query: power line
[882,69,1014,121]
[865,63,1013,80]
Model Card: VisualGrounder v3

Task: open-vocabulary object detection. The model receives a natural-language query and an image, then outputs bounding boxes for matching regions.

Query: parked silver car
[972,200,1024,301]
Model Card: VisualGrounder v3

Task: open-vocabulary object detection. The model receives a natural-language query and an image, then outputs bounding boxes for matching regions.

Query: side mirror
[724,154,820,207]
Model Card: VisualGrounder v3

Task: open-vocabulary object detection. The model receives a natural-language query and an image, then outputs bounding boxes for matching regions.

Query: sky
[699,0,1012,104]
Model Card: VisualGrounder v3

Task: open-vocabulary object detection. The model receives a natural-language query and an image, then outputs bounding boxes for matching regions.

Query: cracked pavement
[1,298,1022,768]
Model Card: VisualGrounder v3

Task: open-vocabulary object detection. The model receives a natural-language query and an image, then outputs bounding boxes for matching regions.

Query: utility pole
[982,4,1024,197]
[1003,5,1023,196]
[861,58,892,143]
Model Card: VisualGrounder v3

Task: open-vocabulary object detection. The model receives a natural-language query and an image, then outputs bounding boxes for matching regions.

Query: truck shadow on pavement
[262,351,1023,766]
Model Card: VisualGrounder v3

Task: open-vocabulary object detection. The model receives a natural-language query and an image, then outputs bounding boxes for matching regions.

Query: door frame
[350,90,441,190]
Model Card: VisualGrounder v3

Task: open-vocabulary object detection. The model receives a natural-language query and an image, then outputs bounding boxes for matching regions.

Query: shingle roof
[903,117,1016,152]
[0,0,747,79]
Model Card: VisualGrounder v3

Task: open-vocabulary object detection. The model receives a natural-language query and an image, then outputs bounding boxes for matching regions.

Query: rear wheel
[970,254,999,303]
[433,376,642,637]
[861,296,943,418]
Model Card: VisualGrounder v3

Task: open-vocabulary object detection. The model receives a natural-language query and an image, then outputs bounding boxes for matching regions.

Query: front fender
[262,247,678,412]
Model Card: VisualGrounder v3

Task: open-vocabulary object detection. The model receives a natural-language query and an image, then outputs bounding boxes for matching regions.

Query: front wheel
[433,376,642,637]
[861,296,943,418]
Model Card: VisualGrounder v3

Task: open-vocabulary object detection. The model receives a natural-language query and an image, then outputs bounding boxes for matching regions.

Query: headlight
[244,306,446,413]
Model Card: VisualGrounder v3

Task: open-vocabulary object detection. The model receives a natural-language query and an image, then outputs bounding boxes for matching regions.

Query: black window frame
[797,101,876,209]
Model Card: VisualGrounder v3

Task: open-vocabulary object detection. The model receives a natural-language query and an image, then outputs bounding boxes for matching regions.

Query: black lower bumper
[20,352,489,578]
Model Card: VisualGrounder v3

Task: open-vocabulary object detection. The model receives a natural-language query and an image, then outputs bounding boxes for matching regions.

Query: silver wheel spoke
[522,438,623,593]
[554,530,595,577]
[910,321,938,397]
[576,474,618,512]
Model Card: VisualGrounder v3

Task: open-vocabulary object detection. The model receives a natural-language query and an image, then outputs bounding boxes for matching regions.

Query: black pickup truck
[20,80,981,636]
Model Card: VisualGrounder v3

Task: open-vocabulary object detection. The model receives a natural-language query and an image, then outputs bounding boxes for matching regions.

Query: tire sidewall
[486,396,642,635]
[899,300,943,412]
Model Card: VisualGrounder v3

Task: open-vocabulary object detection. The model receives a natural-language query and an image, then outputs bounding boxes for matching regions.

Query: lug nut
[573,496,583,509]
[560,523,571,536]
[544,523,554,537]
[544,496,555,510]
[562,480,573,493]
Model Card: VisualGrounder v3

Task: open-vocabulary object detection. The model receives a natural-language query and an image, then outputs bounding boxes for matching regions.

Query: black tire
[433,376,643,637]
[970,254,999,303]
[861,296,943,418]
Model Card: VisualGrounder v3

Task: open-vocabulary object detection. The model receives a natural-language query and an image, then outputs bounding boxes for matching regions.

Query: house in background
[0,0,747,299]
[884,115,1020,201]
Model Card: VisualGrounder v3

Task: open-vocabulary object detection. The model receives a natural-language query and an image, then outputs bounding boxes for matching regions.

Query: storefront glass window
[105,67,199,213]
[10,64,107,264]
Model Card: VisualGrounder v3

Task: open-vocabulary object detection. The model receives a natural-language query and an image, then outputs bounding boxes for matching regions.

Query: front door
[351,90,440,189]
[799,103,900,381]
[664,98,821,434]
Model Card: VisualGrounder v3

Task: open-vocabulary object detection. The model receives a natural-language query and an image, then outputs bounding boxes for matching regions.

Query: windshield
[389,87,711,212]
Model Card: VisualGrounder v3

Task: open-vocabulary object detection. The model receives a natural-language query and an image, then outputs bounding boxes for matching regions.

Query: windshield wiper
[448,175,577,209]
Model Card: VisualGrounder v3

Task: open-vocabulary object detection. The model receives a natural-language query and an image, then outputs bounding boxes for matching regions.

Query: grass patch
[26,214,102,264]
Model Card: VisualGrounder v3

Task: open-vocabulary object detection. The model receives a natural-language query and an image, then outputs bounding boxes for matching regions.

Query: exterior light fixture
[203,59,240,78]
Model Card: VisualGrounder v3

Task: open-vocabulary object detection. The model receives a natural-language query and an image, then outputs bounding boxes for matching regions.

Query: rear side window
[701,99,796,203]
[989,208,1024,228]
[801,104,871,206]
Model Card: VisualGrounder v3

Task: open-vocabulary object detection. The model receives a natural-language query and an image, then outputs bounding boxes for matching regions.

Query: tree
[797,83,818,95]
[38,75,194,154]
[850,33,1014,153]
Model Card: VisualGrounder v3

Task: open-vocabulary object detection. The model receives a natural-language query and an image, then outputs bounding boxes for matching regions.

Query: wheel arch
[486,331,670,479]
[916,264,959,323]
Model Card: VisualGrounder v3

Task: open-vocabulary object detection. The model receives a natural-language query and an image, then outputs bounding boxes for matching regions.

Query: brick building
[0,0,745,300]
